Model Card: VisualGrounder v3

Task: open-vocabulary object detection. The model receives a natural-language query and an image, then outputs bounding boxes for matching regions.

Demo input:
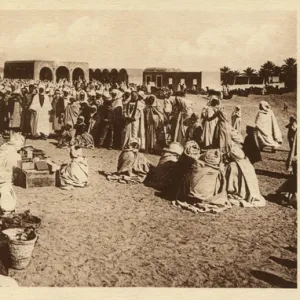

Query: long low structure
[4,60,131,84]
[88,68,129,84]
[143,68,221,91]
[4,60,89,82]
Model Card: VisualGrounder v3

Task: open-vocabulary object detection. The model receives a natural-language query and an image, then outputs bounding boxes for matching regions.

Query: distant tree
[273,66,282,76]
[232,70,240,77]
[282,57,297,90]
[243,67,257,76]
[259,61,276,84]
[220,66,231,85]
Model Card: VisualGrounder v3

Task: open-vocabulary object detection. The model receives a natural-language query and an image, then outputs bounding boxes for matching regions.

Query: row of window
[145,75,198,86]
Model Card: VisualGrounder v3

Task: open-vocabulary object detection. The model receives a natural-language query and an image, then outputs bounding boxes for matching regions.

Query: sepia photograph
[0,0,298,294]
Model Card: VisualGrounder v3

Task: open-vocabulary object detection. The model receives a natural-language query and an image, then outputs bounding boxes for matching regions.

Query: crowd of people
[0,77,297,217]
[0,78,189,152]
[100,95,297,212]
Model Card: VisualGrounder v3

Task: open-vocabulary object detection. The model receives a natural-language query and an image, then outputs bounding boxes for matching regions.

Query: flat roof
[5,60,88,64]
[144,68,183,72]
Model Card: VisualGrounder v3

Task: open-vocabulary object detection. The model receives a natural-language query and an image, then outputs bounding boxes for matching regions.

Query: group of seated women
[148,140,266,213]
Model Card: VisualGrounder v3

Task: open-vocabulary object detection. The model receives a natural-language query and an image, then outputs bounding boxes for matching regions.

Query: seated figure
[59,145,88,190]
[117,138,150,182]
[147,142,184,191]
[225,143,266,207]
[74,116,94,149]
[174,148,230,214]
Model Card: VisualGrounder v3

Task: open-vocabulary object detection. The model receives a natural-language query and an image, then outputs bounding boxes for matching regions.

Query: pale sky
[0,9,297,72]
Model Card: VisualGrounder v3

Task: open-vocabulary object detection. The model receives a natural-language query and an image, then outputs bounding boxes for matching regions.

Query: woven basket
[2,228,38,270]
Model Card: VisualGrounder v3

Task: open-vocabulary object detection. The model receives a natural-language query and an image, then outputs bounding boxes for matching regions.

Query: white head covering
[89,90,96,97]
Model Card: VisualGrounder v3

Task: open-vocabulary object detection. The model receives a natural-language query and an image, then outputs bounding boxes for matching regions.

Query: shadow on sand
[251,270,297,288]
[255,169,290,179]
[269,256,297,269]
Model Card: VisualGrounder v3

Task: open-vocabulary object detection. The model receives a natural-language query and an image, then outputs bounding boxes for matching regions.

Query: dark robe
[243,128,262,164]
[52,96,65,131]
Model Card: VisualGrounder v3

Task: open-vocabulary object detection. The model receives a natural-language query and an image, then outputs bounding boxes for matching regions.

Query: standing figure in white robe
[254,101,282,150]
[30,86,52,138]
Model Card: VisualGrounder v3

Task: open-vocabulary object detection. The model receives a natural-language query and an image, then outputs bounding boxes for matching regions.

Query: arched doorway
[109,69,119,83]
[39,67,53,81]
[94,69,102,81]
[56,66,70,82]
[119,69,128,84]
[102,69,110,82]
[73,68,85,81]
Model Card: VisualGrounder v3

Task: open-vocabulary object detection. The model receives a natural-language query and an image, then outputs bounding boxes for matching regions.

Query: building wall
[201,71,221,91]
[34,61,89,82]
[143,71,202,90]
[4,61,35,79]
[4,60,89,81]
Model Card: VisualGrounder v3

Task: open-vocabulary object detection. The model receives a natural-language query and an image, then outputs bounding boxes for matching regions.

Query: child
[242,126,262,164]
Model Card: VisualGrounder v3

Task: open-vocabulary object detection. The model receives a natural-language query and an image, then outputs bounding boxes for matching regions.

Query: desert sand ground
[5,93,298,287]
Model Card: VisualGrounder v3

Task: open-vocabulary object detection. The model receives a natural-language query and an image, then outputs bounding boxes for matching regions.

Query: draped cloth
[171,97,192,146]
[52,96,65,131]
[212,109,232,154]
[225,145,266,207]
[0,133,24,213]
[59,146,88,189]
[243,126,262,164]
[231,106,242,133]
[147,142,184,190]
[201,106,218,147]
[65,102,80,128]
[7,96,22,129]
[122,101,146,150]
[74,121,94,149]
[144,96,165,152]
[174,149,231,214]
[30,94,52,136]
[254,101,282,148]
[104,138,150,184]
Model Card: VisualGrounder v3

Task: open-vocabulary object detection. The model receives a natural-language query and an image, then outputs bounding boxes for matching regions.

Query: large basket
[2,228,38,270]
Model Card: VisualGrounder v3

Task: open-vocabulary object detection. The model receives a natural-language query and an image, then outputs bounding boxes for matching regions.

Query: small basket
[2,228,38,270]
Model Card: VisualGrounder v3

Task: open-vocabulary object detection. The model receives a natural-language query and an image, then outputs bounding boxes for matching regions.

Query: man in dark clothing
[98,95,114,149]
[242,126,262,164]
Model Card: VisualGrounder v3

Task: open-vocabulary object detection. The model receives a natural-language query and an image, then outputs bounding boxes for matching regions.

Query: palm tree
[220,66,231,85]
[243,67,256,76]
[282,58,297,90]
[232,70,240,76]
[259,61,276,84]
[231,70,240,85]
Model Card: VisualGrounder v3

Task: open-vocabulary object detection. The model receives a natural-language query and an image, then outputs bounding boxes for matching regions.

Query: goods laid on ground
[2,227,38,270]
[14,146,60,189]
[0,210,41,231]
